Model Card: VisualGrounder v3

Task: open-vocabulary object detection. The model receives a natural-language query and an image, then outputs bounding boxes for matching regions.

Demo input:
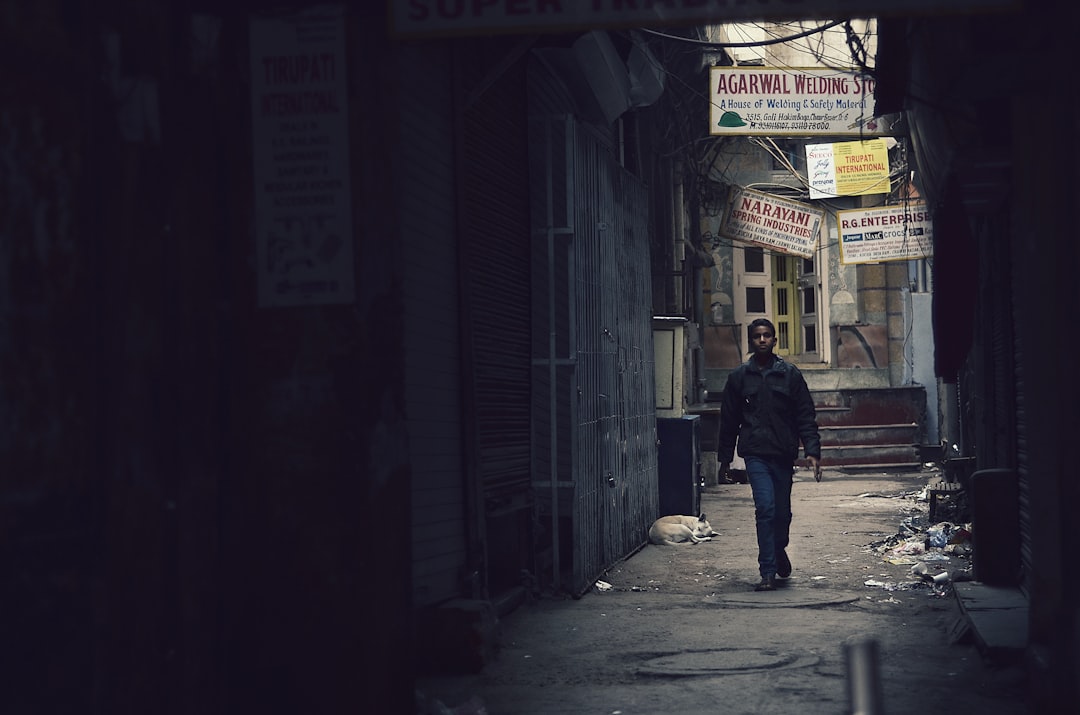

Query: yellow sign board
[806,139,890,200]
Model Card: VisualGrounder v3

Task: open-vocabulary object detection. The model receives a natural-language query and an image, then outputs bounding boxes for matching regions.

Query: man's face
[750,325,776,355]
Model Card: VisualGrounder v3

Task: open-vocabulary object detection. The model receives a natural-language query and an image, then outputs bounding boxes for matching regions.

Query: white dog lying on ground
[648,514,719,545]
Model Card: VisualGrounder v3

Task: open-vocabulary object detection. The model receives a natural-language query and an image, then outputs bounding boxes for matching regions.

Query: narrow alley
[417,467,1027,715]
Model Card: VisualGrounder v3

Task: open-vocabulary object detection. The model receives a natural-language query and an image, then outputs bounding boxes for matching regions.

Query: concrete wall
[910,292,939,445]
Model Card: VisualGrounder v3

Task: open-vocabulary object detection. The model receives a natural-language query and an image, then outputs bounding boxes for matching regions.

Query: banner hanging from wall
[837,203,934,264]
[719,187,824,259]
[391,2,1021,38]
[806,139,891,200]
[250,4,355,308]
[709,67,895,137]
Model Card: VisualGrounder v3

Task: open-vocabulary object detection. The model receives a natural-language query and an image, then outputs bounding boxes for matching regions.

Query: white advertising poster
[837,203,934,264]
[709,67,895,137]
[250,4,355,307]
[719,187,825,259]
[806,139,891,200]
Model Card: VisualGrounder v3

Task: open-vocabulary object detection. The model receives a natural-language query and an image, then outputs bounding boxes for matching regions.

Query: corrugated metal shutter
[457,41,534,599]
[460,53,532,501]
[1016,345,1030,597]
[402,42,467,608]
[987,216,1024,591]
[572,121,658,595]
[529,57,659,597]
[1008,251,1032,597]
[984,216,1016,469]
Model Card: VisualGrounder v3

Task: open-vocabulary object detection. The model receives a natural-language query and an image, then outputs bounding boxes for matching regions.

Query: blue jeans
[745,456,794,578]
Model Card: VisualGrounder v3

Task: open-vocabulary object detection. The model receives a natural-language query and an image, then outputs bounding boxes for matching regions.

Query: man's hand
[807,456,822,482]
[718,462,731,484]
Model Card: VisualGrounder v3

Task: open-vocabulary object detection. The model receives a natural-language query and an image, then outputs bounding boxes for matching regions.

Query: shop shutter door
[402,42,467,608]
[460,49,533,502]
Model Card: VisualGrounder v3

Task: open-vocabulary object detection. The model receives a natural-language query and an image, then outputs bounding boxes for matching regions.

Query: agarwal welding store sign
[720,187,824,259]
[250,5,355,308]
[837,203,933,264]
[710,67,889,137]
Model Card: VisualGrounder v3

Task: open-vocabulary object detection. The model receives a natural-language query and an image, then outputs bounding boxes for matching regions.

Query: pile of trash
[864,496,974,596]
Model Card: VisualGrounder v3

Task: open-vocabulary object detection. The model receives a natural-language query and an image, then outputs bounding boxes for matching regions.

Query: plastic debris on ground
[863,578,930,593]
[862,487,973,597]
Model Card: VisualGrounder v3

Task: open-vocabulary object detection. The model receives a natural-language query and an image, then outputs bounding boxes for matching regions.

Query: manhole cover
[702,590,860,608]
[637,647,820,676]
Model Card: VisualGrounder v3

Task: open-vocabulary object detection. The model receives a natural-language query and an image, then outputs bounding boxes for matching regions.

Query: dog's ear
[698,513,706,521]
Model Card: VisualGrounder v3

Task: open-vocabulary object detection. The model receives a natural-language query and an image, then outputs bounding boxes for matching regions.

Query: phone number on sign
[752,121,831,131]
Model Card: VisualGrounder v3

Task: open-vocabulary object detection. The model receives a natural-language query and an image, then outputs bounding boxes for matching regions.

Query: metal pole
[844,637,884,715]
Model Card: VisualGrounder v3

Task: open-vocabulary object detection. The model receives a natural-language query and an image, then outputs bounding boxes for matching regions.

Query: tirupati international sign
[250,5,356,308]
[710,67,887,137]
[719,187,824,259]
[837,203,933,264]
[806,139,891,199]
[391,1,1021,38]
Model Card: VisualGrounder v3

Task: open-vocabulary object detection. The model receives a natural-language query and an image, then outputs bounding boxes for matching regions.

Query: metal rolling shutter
[987,218,1024,590]
[456,41,534,599]
[460,58,533,503]
[1006,251,1031,597]
[402,42,467,608]
[529,56,659,597]
[1015,341,1030,597]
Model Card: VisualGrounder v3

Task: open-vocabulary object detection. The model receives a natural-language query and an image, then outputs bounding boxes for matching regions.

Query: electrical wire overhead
[638,20,847,48]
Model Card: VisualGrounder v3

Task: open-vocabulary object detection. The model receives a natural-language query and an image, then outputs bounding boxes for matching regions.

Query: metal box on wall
[653,317,688,418]
[656,415,701,516]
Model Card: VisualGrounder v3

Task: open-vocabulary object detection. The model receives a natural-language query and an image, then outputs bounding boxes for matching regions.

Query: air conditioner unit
[572,31,631,124]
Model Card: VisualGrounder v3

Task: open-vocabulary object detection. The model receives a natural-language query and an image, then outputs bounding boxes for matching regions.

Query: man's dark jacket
[717,355,821,464]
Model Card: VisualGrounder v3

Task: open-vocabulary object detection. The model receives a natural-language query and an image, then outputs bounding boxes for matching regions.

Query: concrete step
[823,460,925,472]
[819,423,919,446]
[701,385,926,469]
[818,443,920,467]
[952,582,1028,665]
[810,387,925,427]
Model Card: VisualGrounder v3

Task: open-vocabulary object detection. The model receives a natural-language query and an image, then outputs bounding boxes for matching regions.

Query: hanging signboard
[391,1,1020,38]
[806,139,891,199]
[709,67,894,137]
[837,203,933,264]
[250,4,356,308]
[719,187,825,259]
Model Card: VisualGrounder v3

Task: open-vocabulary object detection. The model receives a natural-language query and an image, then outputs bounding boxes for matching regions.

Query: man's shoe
[755,576,776,592]
[776,549,792,579]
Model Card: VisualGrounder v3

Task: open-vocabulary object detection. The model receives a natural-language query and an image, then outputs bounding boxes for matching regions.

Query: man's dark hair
[748,318,776,339]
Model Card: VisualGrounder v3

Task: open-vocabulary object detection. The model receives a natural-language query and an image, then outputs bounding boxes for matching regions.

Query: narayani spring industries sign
[720,187,825,259]
[709,67,889,137]
[837,203,933,264]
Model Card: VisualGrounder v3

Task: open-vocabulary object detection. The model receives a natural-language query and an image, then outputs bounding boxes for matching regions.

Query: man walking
[718,318,822,592]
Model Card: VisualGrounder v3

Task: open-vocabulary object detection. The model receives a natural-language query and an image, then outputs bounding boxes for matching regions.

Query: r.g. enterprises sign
[837,203,933,264]
[710,67,888,137]
[720,187,824,259]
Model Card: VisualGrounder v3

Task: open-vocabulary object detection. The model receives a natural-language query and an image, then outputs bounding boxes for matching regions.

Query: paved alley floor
[416,467,1030,715]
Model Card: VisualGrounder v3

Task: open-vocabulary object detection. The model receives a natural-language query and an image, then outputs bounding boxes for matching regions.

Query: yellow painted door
[772,255,799,356]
